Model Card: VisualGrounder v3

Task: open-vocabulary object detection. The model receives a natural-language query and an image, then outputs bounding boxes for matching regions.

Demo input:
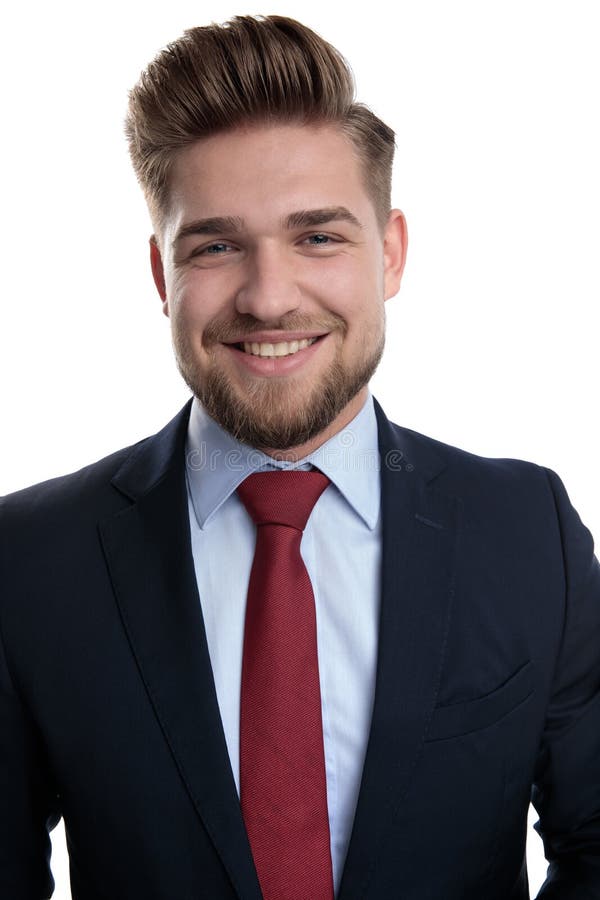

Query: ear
[149,236,169,317]
[383,209,408,301]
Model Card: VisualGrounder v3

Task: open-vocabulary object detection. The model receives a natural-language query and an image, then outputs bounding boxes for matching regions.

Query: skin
[150,122,408,461]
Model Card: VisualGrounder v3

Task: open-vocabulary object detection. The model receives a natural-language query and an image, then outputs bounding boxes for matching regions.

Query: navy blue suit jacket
[1,398,599,899]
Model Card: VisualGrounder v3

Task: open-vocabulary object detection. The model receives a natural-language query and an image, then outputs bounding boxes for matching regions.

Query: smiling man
[1,15,600,900]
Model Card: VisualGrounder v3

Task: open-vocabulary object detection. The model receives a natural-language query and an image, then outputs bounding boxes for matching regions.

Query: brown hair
[125,15,395,233]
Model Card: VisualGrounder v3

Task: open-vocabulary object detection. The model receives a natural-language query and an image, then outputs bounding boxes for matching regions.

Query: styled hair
[125,15,395,233]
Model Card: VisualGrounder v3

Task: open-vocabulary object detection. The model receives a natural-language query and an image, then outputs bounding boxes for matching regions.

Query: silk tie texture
[237,469,334,900]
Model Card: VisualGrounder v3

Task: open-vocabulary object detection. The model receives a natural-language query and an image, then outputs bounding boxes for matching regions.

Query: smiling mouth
[230,335,325,358]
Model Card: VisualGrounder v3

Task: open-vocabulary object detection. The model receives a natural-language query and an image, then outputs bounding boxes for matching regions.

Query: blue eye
[205,242,232,254]
[307,233,330,245]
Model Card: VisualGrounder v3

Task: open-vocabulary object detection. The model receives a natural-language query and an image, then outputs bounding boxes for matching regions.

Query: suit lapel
[338,400,462,900]
[98,402,262,900]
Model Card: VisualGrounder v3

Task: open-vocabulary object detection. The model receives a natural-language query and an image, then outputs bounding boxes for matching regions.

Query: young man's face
[151,123,407,455]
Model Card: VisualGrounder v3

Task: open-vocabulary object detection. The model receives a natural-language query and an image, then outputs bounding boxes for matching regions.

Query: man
[1,14,599,900]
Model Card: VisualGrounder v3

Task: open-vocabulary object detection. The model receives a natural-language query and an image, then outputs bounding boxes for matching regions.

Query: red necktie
[237,469,334,900]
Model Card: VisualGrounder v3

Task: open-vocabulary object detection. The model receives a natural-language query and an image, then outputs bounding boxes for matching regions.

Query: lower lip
[222,335,329,376]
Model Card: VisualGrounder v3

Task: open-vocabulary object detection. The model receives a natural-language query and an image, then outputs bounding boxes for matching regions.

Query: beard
[172,311,385,451]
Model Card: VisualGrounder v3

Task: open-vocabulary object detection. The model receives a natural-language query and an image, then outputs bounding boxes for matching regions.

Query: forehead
[167,123,377,230]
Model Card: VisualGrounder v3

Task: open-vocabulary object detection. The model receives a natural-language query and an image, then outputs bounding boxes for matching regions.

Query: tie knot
[237,469,330,531]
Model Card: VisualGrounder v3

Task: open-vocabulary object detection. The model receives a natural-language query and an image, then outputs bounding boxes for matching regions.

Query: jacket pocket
[426,660,534,742]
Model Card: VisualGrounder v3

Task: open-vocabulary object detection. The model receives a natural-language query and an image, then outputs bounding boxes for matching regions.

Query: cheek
[310,256,364,297]
[167,294,211,359]
[317,255,383,306]
[342,298,386,360]
[171,267,239,319]
[167,277,216,332]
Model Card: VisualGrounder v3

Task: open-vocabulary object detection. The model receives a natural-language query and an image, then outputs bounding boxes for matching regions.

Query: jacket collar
[110,398,194,501]
[110,395,448,501]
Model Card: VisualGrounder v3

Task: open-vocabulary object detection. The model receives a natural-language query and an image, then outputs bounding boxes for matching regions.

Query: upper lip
[225,331,329,344]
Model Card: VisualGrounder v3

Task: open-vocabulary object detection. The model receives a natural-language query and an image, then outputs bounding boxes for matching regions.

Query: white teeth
[241,337,318,357]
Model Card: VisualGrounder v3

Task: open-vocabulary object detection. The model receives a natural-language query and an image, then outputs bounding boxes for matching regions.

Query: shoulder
[0,440,144,545]
[399,418,593,558]
[0,401,192,532]
[381,414,584,548]
[389,419,597,596]
[385,414,554,499]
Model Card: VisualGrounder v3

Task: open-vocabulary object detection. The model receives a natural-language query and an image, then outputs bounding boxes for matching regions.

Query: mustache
[203,312,347,345]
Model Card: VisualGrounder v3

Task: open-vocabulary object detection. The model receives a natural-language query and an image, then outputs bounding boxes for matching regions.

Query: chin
[180,353,381,453]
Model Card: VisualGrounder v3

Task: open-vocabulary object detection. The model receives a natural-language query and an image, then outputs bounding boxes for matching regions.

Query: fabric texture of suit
[1,397,599,900]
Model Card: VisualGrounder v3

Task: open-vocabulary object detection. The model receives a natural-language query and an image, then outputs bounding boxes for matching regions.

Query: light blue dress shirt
[185,393,381,893]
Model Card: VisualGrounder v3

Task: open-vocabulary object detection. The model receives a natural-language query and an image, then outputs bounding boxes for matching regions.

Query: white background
[1,1,599,896]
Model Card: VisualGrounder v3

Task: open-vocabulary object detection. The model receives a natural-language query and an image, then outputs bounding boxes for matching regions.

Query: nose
[235,245,301,321]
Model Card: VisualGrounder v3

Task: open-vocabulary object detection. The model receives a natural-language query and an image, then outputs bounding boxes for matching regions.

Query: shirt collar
[185,392,380,531]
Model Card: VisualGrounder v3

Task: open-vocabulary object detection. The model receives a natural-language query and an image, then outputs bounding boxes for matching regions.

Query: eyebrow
[284,206,363,230]
[173,216,244,245]
[172,206,363,248]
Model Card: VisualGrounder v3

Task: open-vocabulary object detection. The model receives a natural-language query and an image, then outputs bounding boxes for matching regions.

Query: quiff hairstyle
[125,15,395,234]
